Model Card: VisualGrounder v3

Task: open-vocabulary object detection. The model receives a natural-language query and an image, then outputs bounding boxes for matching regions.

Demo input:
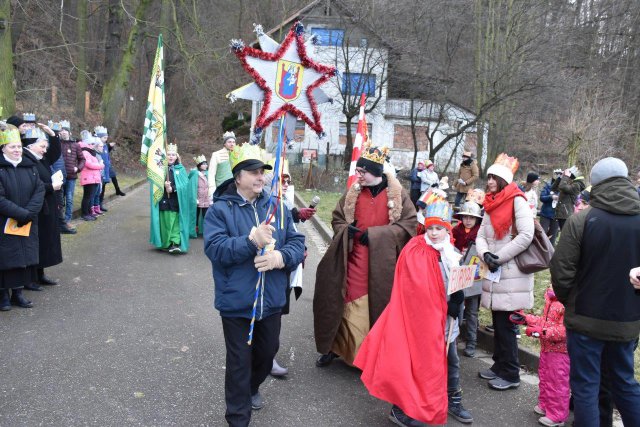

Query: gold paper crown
[360,144,389,165]
[194,154,207,164]
[230,143,262,170]
[167,143,178,154]
[493,153,519,174]
[0,123,21,146]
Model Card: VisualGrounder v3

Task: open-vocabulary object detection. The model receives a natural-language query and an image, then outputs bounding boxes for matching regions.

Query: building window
[342,73,376,96]
[310,28,344,46]
[338,122,373,145]
[359,38,368,48]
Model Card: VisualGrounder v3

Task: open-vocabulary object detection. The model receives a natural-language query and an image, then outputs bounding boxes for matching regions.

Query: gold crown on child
[167,143,178,154]
[194,154,207,164]
[493,153,519,174]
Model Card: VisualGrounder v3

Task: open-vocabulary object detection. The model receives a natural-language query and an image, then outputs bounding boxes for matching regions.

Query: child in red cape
[354,190,472,426]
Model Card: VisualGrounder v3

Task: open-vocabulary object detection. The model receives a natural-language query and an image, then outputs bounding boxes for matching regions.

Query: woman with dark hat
[0,123,45,310]
[21,123,64,291]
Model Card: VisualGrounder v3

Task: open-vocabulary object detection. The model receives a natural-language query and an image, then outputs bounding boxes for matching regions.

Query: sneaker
[463,347,476,358]
[478,368,498,380]
[389,405,425,427]
[488,377,520,390]
[251,392,264,410]
[315,352,339,367]
[538,416,564,426]
[168,244,182,254]
[100,205,108,212]
[270,359,288,377]
[485,324,495,333]
[59,225,77,234]
[448,390,473,424]
[534,405,545,416]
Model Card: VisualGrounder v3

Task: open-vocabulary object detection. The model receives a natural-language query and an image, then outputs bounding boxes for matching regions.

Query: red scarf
[483,182,525,240]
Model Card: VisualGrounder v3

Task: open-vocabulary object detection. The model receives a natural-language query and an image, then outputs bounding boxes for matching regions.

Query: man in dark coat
[59,120,84,231]
[313,146,416,367]
[551,165,586,232]
[550,157,640,427]
[21,124,63,290]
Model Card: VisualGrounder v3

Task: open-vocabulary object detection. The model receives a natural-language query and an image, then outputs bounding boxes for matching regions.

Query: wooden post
[51,86,57,108]
[84,91,90,120]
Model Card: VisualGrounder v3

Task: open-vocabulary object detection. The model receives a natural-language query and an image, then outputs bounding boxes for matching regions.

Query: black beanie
[6,116,24,128]
[526,172,540,183]
[356,157,383,177]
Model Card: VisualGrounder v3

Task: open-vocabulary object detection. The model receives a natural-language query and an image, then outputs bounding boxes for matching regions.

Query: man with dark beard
[313,145,416,367]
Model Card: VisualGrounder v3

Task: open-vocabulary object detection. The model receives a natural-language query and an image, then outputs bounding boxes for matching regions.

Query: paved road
[1,185,559,426]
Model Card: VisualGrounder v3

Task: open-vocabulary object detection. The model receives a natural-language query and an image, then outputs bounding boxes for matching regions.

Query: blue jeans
[92,183,102,206]
[62,179,76,222]
[454,192,466,207]
[567,330,640,427]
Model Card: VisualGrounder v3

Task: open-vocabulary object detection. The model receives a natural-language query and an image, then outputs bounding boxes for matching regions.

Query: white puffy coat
[476,196,535,311]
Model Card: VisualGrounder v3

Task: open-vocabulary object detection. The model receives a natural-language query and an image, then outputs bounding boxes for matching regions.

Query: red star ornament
[232,22,336,135]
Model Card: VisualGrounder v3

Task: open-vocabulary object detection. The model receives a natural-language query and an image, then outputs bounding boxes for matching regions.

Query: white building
[251,0,487,171]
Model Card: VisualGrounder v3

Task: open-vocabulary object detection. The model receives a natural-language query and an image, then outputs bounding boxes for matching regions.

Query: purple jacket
[61,139,86,179]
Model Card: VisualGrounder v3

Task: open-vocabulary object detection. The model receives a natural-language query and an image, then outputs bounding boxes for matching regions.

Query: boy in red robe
[354,190,472,426]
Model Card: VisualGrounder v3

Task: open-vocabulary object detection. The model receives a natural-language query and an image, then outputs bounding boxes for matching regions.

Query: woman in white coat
[475,153,534,391]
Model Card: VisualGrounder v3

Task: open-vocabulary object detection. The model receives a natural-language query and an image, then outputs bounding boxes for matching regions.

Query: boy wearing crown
[355,190,472,426]
[208,131,237,199]
[204,143,304,426]
[59,120,85,229]
[149,143,192,253]
[313,145,416,368]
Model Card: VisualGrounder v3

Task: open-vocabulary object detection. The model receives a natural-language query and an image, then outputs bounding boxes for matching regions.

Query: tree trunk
[0,0,15,116]
[410,98,418,169]
[476,120,485,175]
[342,116,355,170]
[104,0,124,80]
[101,0,152,135]
[74,0,87,117]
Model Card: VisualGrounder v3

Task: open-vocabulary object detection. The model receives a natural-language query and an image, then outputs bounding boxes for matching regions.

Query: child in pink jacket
[513,287,569,427]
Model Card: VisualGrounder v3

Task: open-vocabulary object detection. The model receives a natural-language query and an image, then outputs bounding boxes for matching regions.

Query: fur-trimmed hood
[343,171,403,224]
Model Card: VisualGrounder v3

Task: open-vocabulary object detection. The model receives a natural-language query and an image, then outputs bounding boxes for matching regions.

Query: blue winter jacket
[100,145,112,183]
[409,168,422,190]
[539,181,555,219]
[204,180,305,319]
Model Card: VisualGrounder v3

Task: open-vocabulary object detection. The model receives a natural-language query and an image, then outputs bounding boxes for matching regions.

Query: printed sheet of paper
[448,265,478,295]
[4,218,31,237]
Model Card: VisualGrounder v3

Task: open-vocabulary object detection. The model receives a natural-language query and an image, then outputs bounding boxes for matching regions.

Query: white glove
[630,267,640,289]
[254,250,285,272]
[458,178,466,185]
[52,182,63,191]
[249,223,275,249]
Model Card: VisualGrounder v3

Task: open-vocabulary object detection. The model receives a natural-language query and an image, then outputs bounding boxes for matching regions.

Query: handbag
[511,210,555,274]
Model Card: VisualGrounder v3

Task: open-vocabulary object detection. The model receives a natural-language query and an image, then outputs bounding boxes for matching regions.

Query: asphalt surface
[1,185,558,426]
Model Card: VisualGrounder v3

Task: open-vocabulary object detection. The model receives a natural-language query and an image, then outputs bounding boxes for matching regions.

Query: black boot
[448,389,473,424]
[24,282,43,291]
[112,176,126,196]
[0,289,11,311]
[11,288,33,308]
[38,268,59,286]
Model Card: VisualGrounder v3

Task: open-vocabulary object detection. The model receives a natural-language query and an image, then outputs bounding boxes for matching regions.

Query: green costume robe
[149,163,192,252]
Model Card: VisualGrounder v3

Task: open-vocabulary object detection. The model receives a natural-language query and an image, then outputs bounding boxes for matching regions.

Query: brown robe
[313,172,417,356]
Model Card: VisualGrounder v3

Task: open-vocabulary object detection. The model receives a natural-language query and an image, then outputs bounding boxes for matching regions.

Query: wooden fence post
[51,86,57,108]
[84,91,90,120]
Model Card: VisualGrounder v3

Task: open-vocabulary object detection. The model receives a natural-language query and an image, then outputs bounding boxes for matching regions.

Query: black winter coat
[0,155,45,270]
[22,135,63,268]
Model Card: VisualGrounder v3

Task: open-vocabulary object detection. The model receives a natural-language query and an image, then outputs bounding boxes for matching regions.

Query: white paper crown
[167,143,178,154]
[60,120,71,130]
[23,113,36,122]
[48,120,62,131]
[94,126,108,136]
[223,131,236,142]
[194,154,207,164]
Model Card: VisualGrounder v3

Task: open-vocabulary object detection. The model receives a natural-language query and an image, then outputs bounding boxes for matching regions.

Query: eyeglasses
[282,179,291,185]
[355,168,367,176]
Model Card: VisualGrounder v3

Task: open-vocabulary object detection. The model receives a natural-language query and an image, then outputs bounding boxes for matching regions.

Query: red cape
[353,235,448,425]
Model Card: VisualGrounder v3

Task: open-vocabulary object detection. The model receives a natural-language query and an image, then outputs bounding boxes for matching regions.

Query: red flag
[347,94,368,189]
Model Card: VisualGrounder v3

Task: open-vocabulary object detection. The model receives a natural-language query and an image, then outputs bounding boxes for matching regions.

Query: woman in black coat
[21,125,63,290]
[0,124,45,310]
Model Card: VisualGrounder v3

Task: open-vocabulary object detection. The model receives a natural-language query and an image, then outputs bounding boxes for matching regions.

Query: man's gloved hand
[359,230,369,246]
[16,217,31,227]
[483,252,500,272]
[509,310,527,325]
[250,222,275,249]
[431,182,439,188]
[525,325,543,338]
[297,208,316,221]
[447,290,464,319]
[347,220,360,239]
[458,178,466,185]
[254,250,285,272]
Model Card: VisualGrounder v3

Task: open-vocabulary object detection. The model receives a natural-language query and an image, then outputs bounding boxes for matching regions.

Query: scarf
[424,233,461,279]
[483,182,525,240]
[3,154,21,167]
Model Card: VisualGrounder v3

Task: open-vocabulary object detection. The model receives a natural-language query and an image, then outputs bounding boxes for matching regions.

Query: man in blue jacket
[204,144,305,427]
